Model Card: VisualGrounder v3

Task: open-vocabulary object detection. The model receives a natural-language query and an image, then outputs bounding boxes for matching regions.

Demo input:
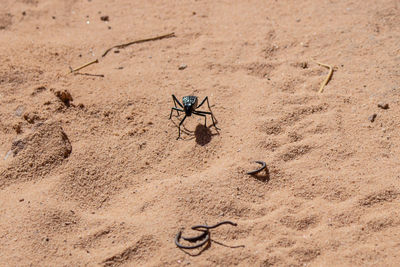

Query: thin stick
[314,60,333,93]
[102,32,175,57]
[68,59,99,74]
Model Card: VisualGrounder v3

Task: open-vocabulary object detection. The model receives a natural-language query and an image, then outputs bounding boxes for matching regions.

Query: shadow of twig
[74,72,105,78]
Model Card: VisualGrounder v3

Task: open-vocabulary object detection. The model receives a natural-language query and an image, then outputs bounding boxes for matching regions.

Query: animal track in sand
[101,235,159,267]
[259,103,329,136]
[359,189,399,207]
[280,214,319,231]
[279,144,312,162]
[0,121,71,188]
[76,223,137,251]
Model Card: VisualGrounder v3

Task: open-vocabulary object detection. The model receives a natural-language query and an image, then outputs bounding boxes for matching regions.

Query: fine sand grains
[1,0,400,266]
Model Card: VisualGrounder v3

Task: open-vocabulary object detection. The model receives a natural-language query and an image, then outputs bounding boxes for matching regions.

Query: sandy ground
[1,0,400,266]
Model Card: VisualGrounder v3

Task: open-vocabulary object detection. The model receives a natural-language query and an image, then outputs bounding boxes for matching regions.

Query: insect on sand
[169,95,219,139]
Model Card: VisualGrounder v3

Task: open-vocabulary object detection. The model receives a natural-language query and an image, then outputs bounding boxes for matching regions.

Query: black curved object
[191,221,237,230]
[246,161,266,175]
[181,230,208,243]
[175,230,210,249]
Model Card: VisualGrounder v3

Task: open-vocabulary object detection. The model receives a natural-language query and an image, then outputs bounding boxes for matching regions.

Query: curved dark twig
[212,239,245,249]
[191,221,237,230]
[175,230,210,249]
[246,161,266,175]
[181,230,208,243]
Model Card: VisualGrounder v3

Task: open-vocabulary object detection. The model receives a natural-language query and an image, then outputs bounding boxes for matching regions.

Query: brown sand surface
[1,0,400,266]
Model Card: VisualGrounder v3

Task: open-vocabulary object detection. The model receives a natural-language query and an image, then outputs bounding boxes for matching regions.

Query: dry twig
[102,32,175,57]
[68,59,99,74]
[67,32,175,74]
[314,60,334,93]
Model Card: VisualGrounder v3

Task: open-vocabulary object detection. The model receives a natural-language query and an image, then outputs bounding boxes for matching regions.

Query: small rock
[19,198,24,202]
[100,15,109,21]
[32,86,46,96]
[23,112,40,124]
[54,90,73,106]
[300,62,308,69]
[368,113,377,122]
[377,103,389,109]
[14,105,25,116]
[178,64,187,70]
[13,123,22,134]
[11,139,26,156]
[4,150,12,160]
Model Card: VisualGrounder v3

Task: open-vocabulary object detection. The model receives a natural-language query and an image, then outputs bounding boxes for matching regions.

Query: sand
[1,0,399,266]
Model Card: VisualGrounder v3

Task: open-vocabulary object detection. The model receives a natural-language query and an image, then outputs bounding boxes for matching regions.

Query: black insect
[169,95,218,139]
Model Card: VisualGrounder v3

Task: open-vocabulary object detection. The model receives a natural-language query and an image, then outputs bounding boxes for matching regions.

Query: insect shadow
[194,124,212,145]
[169,120,218,145]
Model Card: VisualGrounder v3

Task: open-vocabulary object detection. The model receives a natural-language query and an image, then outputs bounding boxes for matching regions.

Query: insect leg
[193,111,207,127]
[171,94,184,117]
[172,94,184,108]
[197,97,219,130]
[169,107,184,119]
[177,115,187,139]
[194,110,219,130]
[196,96,209,109]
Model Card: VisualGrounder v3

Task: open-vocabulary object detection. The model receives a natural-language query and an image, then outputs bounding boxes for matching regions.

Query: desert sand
[1,0,400,266]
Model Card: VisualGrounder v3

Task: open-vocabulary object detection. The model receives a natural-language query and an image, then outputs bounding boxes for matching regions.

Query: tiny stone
[368,113,377,122]
[100,15,109,21]
[14,105,25,116]
[4,150,12,161]
[54,90,73,106]
[300,62,308,69]
[19,198,24,202]
[22,11,26,16]
[377,103,389,109]
[178,64,187,70]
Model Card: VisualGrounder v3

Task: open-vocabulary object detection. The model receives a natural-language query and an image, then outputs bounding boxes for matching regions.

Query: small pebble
[368,113,377,122]
[100,15,109,21]
[178,64,187,70]
[4,150,12,160]
[54,89,73,106]
[14,105,25,117]
[19,198,24,202]
[377,103,389,109]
